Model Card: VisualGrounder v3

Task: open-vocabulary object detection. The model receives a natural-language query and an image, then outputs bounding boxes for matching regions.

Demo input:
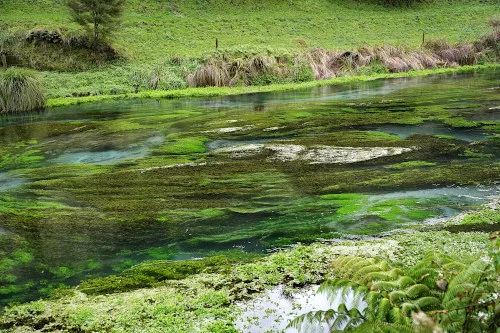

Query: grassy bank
[1,0,499,103]
[46,64,500,108]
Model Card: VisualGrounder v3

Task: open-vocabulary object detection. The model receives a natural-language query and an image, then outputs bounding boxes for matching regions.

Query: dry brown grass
[186,24,496,87]
[303,48,342,79]
[423,39,480,66]
[246,55,276,77]
[187,63,230,87]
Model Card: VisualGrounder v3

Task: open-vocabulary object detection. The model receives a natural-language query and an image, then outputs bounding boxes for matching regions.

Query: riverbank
[1,197,498,332]
[2,0,499,112]
[45,64,500,108]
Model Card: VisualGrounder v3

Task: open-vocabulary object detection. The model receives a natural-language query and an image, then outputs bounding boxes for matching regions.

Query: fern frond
[346,258,379,278]
[441,297,462,311]
[389,290,408,305]
[362,268,404,284]
[407,268,438,289]
[365,291,383,321]
[446,260,488,291]
[376,298,392,322]
[354,263,389,280]
[389,307,405,324]
[372,280,399,292]
[329,311,351,331]
[287,309,336,332]
[442,283,476,304]
[352,285,369,309]
[442,261,466,272]
[395,275,415,289]
[401,302,418,317]
[331,256,373,278]
[405,284,430,299]
[318,279,367,306]
[352,321,414,333]
[288,306,365,333]
[413,296,441,311]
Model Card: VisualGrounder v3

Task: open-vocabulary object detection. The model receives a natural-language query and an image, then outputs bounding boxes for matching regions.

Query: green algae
[162,137,209,155]
[0,227,493,331]
[386,161,438,170]
[0,69,499,307]
[0,142,44,172]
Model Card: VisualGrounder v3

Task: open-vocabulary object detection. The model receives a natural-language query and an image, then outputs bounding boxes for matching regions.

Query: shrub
[0,67,45,113]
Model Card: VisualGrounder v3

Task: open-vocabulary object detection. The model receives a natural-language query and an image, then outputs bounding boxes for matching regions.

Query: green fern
[405,284,430,299]
[351,322,414,333]
[412,296,441,311]
[289,251,497,333]
[388,290,408,305]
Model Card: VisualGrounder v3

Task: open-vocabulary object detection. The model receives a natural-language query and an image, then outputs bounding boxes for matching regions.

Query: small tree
[68,0,126,49]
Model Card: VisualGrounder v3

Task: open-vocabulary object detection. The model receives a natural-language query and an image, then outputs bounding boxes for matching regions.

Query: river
[0,69,498,305]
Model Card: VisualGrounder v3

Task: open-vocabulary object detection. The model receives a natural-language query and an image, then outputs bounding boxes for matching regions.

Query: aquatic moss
[0,148,44,171]
[162,137,209,155]
[387,161,437,170]
[79,256,231,295]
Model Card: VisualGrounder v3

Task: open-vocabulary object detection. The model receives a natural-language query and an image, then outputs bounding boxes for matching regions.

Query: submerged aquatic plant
[0,67,45,113]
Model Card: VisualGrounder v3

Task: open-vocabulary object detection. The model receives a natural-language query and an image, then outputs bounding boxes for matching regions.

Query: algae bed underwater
[0,68,499,305]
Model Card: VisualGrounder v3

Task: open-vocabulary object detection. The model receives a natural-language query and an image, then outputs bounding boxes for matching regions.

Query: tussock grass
[0,67,45,113]
[187,63,230,87]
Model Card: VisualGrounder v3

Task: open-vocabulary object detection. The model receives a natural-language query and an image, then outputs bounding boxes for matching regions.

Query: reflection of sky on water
[375,122,488,142]
[0,172,28,191]
[49,135,163,165]
[236,285,367,333]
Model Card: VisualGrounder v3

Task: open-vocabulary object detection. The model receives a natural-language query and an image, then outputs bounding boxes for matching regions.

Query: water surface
[0,69,499,305]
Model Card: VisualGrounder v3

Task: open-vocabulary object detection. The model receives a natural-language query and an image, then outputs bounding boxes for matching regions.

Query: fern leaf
[365,291,383,321]
[413,296,441,311]
[401,302,418,317]
[347,258,379,278]
[352,285,369,309]
[352,321,414,333]
[362,268,404,284]
[353,263,388,280]
[389,307,405,324]
[405,284,430,299]
[395,276,415,289]
[288,309,337,332]
[446,260,488,291]
[372,280,399,292]
[389,290,408,305]
[376,298,392,322]
[442,283,476,304]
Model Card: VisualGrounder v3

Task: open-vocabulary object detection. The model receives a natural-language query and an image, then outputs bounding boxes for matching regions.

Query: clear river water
[0,69,499,305]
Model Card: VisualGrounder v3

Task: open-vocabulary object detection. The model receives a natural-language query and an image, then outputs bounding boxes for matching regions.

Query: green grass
[3,0,497,59]
[44,64,500,108]
[1,0,499,100]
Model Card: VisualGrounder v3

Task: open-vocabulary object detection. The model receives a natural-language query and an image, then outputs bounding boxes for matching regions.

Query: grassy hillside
[1,0,499,101]
[3,0,499,61]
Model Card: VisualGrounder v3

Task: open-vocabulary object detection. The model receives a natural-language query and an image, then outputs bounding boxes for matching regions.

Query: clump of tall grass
[186,62,230,87]
[423,40,479,66]
[0,67,45,113]
[186,54,308,87]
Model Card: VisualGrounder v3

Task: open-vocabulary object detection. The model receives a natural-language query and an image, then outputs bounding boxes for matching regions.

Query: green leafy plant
[288,247,499,332]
